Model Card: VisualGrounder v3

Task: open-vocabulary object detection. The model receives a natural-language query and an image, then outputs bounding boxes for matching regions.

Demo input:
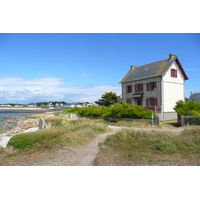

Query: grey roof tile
[189,93,200,102]
[120,58,172,83]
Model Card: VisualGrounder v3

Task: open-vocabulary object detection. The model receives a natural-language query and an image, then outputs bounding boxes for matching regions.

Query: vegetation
[65,102,154,119]
[174,100,200,116]
[7,118,107,150]
[95,91,118,106]
[96,128,200,165]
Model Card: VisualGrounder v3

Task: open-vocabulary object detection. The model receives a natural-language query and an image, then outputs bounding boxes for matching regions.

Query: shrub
[67,103,154,119]
[174,100,200,116]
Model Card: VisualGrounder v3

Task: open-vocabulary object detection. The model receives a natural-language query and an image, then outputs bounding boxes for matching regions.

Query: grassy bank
[95,128,200,165]
[7,118,107,151]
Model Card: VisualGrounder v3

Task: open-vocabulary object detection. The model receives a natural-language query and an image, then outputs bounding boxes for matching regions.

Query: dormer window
[171,69,177,78]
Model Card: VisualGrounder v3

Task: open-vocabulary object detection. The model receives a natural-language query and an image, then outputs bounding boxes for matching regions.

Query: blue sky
[0,33,199,103]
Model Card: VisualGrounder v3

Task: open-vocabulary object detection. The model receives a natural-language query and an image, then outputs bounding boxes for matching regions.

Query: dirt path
[0,128,119,166]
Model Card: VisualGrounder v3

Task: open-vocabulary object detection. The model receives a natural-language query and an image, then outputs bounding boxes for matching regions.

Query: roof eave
[120,75,162,84]
[175,58,189,80]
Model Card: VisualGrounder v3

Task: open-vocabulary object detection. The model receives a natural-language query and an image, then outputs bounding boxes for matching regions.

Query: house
[120,54,189,120]
[189,92,200,102]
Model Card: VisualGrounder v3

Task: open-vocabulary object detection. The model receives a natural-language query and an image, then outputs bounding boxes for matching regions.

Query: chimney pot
[130,65,137,70]
[169,54,177,60]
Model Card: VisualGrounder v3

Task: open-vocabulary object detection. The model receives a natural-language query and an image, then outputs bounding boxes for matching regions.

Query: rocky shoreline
[0,116,23,134]
[0,116,47,148]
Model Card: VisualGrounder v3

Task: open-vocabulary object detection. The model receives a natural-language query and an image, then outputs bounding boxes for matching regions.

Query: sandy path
[32,128,118,166]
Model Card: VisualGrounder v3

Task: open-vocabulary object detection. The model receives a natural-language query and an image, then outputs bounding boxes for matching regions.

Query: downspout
[160,76,164,120]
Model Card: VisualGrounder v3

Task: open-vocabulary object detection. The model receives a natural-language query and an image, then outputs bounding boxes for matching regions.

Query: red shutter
[126,98,131,104]
[146,83,149,91]
[146,98,149,107]
[171,69,173,77]
[130,85,132,93]
[126,86,128,93]
[141,84,143,91]
[135,85,137,92]
[154,98,158,107]
[154,82,156,89]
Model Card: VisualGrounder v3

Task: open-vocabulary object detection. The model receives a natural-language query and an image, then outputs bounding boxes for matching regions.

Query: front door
[137,98,142,106]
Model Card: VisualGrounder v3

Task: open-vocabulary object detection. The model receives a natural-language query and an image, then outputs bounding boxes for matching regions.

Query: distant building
[189,92,200,102]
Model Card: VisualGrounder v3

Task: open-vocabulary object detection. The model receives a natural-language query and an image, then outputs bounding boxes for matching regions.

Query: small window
[147,82,156,91]
[135,84,143,92]
[171,69,177,78]
[149,98,158,107]
[126,85,132,93]
[149,98,154,107]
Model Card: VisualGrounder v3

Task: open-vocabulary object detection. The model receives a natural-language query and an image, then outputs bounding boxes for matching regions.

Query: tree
[95,91,118,107]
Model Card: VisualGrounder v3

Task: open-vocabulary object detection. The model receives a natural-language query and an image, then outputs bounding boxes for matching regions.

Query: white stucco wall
[163,62,185,112]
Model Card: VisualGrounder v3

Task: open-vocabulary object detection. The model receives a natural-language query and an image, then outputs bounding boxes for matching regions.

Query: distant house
[120,54,189,120]
[189,92,200,102]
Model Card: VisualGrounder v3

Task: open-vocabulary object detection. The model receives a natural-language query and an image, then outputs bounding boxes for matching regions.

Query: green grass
[7,118,107,150]
[100,128,200,163]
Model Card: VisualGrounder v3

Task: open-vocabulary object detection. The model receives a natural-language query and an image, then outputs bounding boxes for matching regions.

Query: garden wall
[178,116,200,127]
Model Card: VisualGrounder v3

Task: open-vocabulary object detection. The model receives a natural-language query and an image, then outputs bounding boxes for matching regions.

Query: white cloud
[0,76,121,103]
[79,73,90,77]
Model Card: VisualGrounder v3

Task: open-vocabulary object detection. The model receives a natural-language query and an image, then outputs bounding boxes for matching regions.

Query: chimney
[130,65,137,70]
[169,53,177,61]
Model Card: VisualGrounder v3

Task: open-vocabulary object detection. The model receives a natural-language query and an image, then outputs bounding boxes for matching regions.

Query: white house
[120,54,189,120]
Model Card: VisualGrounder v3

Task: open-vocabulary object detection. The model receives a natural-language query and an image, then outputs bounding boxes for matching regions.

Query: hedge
[65,103,155,119]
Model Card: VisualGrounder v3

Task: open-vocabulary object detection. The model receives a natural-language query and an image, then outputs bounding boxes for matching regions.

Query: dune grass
[7,118,107,150]
[99,127,200,165]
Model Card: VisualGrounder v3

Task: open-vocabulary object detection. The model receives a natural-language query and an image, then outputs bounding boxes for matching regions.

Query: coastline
[0,107,62,113]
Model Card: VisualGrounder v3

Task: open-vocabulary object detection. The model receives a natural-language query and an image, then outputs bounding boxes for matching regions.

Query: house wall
[121,77,161,107]
[163,62,185,112]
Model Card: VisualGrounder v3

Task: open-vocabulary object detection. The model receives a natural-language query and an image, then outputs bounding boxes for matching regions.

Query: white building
[120,54,189,120]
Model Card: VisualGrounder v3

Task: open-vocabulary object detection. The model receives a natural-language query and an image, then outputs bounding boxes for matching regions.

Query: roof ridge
[138,58,168,68]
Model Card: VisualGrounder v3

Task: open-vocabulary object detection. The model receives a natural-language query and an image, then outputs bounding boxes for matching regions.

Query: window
[126,85,132,93]
[171,69,177,78]
[149,98,154,107]
[135,84,143,92]
[146,98,158,107]
[146,82,156,91]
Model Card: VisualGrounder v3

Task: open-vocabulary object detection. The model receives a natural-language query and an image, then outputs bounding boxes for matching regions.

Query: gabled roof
[120,54,189,83]
[189,93,200,102]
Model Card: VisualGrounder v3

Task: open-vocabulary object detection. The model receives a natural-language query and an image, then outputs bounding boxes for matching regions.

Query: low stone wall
[178,116,200,127]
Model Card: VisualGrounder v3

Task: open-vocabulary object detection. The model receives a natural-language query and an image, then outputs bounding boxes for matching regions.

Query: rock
[17,118,40,130]
[38,117,46,129]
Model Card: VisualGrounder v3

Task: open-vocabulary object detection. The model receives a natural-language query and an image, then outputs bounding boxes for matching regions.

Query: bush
[67,103,154,119]
[174,100,200,116]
